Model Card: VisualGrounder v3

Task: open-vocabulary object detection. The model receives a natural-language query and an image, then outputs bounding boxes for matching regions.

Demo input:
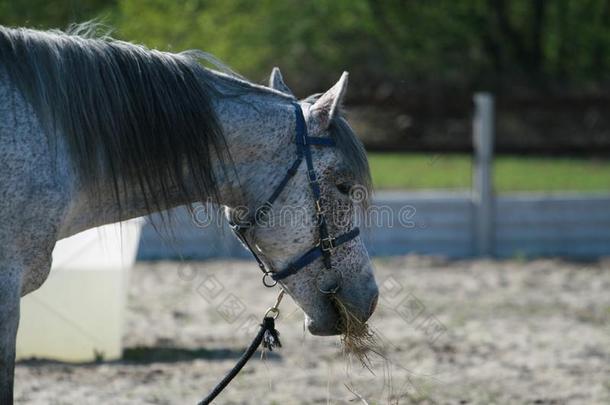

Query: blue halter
[230,103,360,294]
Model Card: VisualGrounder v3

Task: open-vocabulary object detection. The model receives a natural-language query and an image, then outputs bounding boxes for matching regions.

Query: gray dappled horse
[0,25,378,403]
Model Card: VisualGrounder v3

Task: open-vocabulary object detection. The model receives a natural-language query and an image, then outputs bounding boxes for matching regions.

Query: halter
[201,103,361,404]
[229,103,360,294]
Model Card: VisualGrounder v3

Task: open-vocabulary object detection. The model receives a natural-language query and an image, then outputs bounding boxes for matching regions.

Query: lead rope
[198,290,285,405]
[203,103,354,402]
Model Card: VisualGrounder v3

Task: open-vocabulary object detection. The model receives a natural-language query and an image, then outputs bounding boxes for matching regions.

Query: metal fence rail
[136,93,610,261]
[136,191,610,260]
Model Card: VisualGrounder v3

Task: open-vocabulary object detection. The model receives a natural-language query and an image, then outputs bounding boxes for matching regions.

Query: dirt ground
[14,256,610,404]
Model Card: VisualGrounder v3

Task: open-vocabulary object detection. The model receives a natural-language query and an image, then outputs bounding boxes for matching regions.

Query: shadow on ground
[17,346,281,366]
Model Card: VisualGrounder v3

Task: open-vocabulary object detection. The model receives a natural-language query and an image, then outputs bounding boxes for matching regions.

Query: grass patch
[368,153,610,192]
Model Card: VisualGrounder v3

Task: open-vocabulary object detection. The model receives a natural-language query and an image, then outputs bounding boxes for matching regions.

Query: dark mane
[0,24,234,216]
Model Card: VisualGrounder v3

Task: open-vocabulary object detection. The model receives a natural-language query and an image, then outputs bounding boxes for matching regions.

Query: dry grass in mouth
[330,295,386,371]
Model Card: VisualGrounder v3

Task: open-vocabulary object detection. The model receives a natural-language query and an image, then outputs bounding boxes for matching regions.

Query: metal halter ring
[264,307,280,319]
[262,272,277,287]
[319,236,335,252]
[264,290,285,319]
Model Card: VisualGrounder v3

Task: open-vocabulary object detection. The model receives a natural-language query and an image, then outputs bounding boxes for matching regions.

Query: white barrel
[16,219,143,362]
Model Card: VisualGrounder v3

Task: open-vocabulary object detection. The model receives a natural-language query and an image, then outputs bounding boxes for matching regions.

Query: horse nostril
[368,293,379,317]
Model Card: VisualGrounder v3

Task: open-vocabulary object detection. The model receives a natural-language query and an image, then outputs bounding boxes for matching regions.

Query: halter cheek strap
[271,227,360,281]
[229,103,360,293]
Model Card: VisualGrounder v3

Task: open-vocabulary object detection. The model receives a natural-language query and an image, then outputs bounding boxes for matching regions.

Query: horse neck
[59,80,295,237]
[210,81,297,209]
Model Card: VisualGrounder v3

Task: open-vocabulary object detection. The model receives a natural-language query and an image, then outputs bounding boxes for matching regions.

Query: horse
[0,24,379,403]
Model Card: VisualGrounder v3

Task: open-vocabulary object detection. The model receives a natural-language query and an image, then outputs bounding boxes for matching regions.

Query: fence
[136,93,610,260]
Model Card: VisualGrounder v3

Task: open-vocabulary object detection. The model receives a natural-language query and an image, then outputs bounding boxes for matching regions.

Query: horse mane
[0,23,371,220]
[0,23,244,217]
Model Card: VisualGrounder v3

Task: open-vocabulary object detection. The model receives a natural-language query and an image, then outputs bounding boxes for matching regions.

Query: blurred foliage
[0,0,115,28]
[2,0,610,96]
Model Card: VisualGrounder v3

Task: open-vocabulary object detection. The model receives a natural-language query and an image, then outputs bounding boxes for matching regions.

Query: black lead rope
[198,316,281,405]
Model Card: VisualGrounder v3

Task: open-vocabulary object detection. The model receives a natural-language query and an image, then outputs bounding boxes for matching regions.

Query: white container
[16,220,142,362]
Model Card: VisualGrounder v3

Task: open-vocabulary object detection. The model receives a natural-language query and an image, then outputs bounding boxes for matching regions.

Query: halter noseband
[229,103,360,294]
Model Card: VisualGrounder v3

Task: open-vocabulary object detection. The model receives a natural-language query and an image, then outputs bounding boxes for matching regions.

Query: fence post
[472,93,495,256]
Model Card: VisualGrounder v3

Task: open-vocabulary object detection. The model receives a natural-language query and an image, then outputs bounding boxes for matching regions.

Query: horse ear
[310,72,348,130]
[269,67,293,95]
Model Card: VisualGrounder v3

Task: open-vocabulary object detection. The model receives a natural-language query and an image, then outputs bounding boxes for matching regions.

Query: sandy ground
[14,256,610,404]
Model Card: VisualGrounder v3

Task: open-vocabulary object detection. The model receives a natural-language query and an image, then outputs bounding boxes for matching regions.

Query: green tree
[0,0,114,28]
[3,0,610,96]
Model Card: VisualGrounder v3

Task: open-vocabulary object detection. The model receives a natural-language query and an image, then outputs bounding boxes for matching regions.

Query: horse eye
[336,182,352,195]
